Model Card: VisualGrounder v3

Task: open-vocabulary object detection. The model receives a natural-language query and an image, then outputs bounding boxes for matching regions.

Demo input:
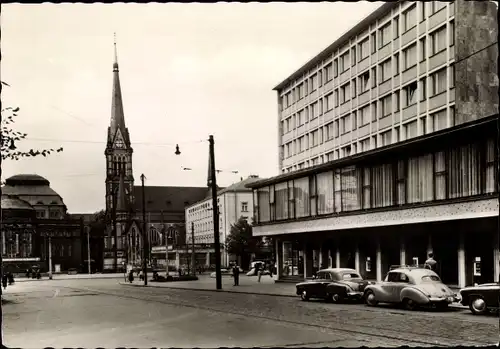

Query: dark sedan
[459,283,500,315]
[296,268,371,303]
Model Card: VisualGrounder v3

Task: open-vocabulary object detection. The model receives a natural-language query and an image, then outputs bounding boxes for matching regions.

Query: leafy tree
[225,217,262,266]
[89,210,107,236]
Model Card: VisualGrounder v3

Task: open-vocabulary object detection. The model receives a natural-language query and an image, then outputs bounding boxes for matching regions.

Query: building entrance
[282,240,304,277]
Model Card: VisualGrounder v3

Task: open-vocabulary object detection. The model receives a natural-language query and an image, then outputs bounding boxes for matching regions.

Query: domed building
[1,174,84,274]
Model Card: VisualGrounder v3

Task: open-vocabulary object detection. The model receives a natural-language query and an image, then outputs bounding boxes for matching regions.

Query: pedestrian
[424,252,437,271]
[257,262,262,283]
[232,262,240,286]
[128,269,134,283]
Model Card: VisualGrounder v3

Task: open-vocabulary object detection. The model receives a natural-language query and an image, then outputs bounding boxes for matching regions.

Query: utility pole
[191,222,196,277]
[48,236,53,280]
[87,226,91,275]
[141,174,148,286]
[209,135,222,290]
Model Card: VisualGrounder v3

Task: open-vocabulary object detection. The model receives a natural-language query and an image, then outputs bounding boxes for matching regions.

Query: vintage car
[364,266,459,310]
[459,283,500,315]
[296,268,371,302]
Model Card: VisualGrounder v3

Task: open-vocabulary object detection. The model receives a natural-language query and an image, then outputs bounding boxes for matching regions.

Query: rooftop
[132,185,210,213]
[5,174,50,186]
[273,2,393,91]
[1,196,35,211]
[217,175,262,195]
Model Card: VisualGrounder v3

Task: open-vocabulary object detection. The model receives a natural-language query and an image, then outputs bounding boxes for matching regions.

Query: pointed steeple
[109,33,129,146]
[116,170,128,212]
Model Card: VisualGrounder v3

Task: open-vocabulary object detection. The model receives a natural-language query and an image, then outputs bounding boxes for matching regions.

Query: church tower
[104,35,134,271]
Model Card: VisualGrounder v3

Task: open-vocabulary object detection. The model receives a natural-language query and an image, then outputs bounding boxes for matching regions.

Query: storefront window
[294,177,310,218]
[275,182,289,220]
[371,163,394,208]
[407,154,433,203]
[257,187,271,222]
[341,166,361,211]
[316,171,334,215]
[448,144,479,199]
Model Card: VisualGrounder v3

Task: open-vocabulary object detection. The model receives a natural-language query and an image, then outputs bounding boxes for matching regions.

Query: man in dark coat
[232,263,240,286]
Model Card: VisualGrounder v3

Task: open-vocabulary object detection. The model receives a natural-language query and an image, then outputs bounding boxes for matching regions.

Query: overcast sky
[2,2,383,214]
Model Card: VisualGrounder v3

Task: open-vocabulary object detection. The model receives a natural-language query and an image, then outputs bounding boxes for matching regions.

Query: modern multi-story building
[249,0,498,288]
[185,175,261,267]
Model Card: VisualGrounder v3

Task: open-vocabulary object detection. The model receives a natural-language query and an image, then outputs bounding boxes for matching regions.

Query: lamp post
[141,174,148,286]
[87,226,91,275]
[176,136,222,289]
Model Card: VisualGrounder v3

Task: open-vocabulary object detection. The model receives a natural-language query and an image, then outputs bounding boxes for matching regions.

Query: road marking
[53,289,60,298]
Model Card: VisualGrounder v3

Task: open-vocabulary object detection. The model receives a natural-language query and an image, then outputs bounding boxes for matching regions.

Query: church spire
[109,33,129,146]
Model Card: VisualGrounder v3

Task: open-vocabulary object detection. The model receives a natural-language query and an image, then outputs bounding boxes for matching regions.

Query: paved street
[2,277,499,348]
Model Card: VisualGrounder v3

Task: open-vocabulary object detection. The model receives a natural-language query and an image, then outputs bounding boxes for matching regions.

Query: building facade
[185,176,260,267]
[1,174,84,273]
[249,0,498,288]
[277,0,497,174]
[102,41,211,273]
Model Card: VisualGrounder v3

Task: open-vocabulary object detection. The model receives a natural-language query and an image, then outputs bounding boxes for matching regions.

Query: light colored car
[363,266,460,310]
[210,267,244,278]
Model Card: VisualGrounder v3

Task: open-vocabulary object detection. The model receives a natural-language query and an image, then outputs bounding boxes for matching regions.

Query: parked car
[459,283,500,315]
[210,267,244,278]
[296,268,371,302]
[364,266,459,310]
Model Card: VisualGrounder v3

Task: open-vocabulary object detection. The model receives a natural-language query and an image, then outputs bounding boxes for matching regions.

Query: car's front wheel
[469,297,488,315]
[300,290,309,301]
[402,297,417,311]
[364,290,378,306]
[326,292,341,303]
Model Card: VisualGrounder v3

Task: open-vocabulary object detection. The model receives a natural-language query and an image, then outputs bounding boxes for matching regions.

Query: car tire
[469,297,488,315]
[300,290,309,301]
[326,292,340,303]
[364,290,378,306]
[403,298,417,311]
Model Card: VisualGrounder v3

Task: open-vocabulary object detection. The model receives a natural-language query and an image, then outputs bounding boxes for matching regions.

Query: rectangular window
[419,2,426,22]
[340,166,361,211]
[334,120,340,137]
[404,43,417,69]
[371,33,377,53]
[334,89,339,106]
[485,139,496,193]
[450,20,455,46]
[316,171,334,215]
[381,94,392,116]
[351,47,357,66]
[311,74,318,91]
[334,169,342,212]
[420,77,427,101]
[394,53,400,74]
[359,71,370,93]
[333,59,339,77]
[380,130,392,146]
[404,82,418,106]
[394,16,399,38]
[379,23,391,48]
[371,163,394,208]
[352,111,357,130]
[405,120,418,139]
[339,51,350,73]
[396,160,406,205]
[360,138,370,152]
[431,25,447,55]
[420,37,426,62]
[274,182,288,220]
[310,102,318,119]
[342,114,351,133]
[325,122,334,140]
[380,59,391,82]
[287,182,295,219]
[359,105,370,125]
[407,154,434,203]
[394,90,401,111]
[403,4,417,32]
[325,63,333,81]
[431,1,447,14]
[362,167,371,209]
[352,79,357,98]
[448,144,480,199]
[371,103,378,122]
[309,176,317,216]
[257,187,271,223]
[430,68,447,96]
[450,64,455,88]
[326,93,334,111]
[340,82,350,103]
[359,38,370,61]
[434,151,447,200]
[294,177,310,218]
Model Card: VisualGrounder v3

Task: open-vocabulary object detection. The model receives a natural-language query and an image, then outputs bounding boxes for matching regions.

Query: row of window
[283,102,453,163]
[282,52,454,139]
[280,6,453,111]
[258,138,496,223]
[2,232,33,258]
[36,210,62,219]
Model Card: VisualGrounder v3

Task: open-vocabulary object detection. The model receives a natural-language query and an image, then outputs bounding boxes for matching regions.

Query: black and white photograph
[1,0,499,347]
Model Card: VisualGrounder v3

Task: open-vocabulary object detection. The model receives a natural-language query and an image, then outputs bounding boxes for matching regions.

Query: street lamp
[175,137,223,290]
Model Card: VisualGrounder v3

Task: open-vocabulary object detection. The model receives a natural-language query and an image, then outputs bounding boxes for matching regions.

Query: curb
[118,282,469,309]
[15,276,125,282]
[119,282,296,298]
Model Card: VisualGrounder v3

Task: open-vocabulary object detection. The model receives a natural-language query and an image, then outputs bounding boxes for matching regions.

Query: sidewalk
[14,273,125,282]
[119,274,467,309]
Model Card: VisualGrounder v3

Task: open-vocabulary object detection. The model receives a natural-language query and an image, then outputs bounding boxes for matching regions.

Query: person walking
[232,263,240,286]
[257,262,262,282]
[424,252,437,271]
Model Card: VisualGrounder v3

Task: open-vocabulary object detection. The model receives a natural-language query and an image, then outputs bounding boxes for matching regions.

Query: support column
[458,232,466,288]
[494,234,499,283]
[303,246,307,279]
[335,247,340,268]
[354,245,360,274]
[275,238,282,281]
[400,238,406,266]
[328,249,332,268]
[318,247,323,269]
[376,239,382,282]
